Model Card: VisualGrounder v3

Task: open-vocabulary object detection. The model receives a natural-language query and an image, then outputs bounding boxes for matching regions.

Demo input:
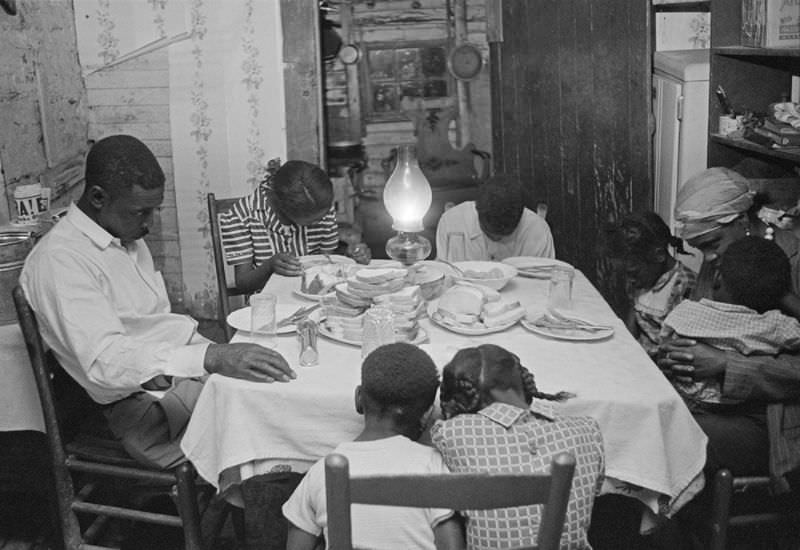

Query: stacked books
[753,118,800,147]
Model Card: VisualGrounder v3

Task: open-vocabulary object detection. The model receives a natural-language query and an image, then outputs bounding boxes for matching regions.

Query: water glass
[446,232,467,262]
[250,293,277,348]
[547,266,574,311]
[361,306,395,359]
[296,317,319,367]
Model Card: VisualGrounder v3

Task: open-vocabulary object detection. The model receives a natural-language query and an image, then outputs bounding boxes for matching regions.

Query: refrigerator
[653,49,709,271]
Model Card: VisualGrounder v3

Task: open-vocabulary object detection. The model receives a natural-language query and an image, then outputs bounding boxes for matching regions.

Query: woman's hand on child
[270,253,303,276]
[657,338,726,384]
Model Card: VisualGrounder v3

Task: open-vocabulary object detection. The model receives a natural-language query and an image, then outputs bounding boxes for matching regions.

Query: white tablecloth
[0,323,44,432]
[181,269,707,517]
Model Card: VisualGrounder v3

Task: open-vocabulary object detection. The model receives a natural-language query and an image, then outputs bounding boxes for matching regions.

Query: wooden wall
[85,50,184,307]
[0,0,87,225]
[491,0,652,313]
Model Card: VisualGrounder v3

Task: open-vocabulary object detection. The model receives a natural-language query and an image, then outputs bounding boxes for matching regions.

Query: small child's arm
[286,523,324,550]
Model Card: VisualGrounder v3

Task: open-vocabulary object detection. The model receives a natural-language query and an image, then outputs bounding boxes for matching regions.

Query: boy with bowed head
[220,158,371,293]
[20,135,295,469]
[283,342,465,550]
[431,344,604,550]
[435,175,555,262]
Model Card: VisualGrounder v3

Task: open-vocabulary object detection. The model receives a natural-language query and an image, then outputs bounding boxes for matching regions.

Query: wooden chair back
[12,285,204,550]
[207,192,249,341]
[709,469,800,550]
[324,451,576,550]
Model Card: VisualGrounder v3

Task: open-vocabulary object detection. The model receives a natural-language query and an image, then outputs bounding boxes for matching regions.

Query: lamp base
[385,232,432,266]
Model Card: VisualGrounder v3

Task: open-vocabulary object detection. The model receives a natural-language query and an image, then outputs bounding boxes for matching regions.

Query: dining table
[180,261,708,527]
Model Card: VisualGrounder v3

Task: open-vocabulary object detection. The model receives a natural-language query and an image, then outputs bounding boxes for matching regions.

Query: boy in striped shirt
[220,159,370,292]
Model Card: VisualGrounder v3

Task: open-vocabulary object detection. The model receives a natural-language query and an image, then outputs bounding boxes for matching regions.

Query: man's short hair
[85,135,165,193]
[361,342,439,419]
[475,175,525,236]
[270,160,333,218]
[719,236,791,313]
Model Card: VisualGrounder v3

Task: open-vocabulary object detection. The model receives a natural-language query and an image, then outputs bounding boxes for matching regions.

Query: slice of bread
[354,267,407,284]
[347,276,407,298]
[335,283,373,308]
[438,284,486,317]
[457,281,501,303]
[482,302,525,327]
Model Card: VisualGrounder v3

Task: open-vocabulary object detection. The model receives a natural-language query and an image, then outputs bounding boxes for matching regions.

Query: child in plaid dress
[431,344,604,550]
[608,211,697,357]
[661,236,800,410]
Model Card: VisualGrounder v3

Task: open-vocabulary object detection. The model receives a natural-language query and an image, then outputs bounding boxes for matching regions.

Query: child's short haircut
[617,211,685,258]
[475,175,525,236]
[361,342,439,418]
[270,160,333,219]
[719,236,790,313]
[440,344,572,419]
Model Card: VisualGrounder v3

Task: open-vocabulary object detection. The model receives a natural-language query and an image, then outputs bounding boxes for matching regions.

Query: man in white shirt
[435,175,555,262]
[20,134,296,469]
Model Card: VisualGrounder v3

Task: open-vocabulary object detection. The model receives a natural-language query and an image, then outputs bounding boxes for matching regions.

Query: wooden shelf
[710,134,800,164]
[713,46,800,58]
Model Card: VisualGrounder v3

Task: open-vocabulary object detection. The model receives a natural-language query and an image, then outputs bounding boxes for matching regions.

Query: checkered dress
[219,173,339,267]
[431,401,604,550]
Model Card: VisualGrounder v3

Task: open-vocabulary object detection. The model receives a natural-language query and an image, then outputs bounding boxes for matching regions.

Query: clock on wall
[447,43,483,81]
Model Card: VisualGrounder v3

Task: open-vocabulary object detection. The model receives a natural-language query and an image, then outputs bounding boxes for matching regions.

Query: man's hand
[270,253,302,276]
[657,338,726,384]
[349,243,372,265]
[205,343,296,383]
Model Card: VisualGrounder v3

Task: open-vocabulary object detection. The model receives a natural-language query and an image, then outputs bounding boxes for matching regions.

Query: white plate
[452,261,517,291]
[520,316,614,341]
[227,304,318,334]
[426,299,521,335]
[317,323,429,347]
[298,254,355,268]
[501,256,573,279]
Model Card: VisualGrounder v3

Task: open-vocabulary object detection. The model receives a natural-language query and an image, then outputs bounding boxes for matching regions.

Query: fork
[276,304,321,328]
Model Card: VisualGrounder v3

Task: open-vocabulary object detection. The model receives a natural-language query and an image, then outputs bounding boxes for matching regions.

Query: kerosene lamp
[383,144,432,265]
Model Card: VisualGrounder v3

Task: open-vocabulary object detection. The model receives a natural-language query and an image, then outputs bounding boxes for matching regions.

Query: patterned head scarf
[673,167,755,240]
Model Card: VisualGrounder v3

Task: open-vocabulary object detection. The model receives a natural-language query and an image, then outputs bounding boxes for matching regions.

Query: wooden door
[489,0,652,314]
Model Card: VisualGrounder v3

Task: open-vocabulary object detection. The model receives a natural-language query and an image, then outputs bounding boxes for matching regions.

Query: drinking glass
[446,232,467,262]
[250,293,277,348]
[547,266,574,311]
[361,307,395,359]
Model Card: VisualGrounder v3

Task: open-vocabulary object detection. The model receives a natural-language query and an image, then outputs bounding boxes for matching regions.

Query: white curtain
[74,0,287,317]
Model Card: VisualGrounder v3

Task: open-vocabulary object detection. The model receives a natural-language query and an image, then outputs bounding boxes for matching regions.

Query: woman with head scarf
[658,167,800,496]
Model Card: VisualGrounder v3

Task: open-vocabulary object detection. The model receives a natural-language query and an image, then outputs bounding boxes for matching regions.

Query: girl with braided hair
[431,344,604,550]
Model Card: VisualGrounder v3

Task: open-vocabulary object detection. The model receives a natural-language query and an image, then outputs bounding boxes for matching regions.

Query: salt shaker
[296,317,319,367]
[361,306,395,359]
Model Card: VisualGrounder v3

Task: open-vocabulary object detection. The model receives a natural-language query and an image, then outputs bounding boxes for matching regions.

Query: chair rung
[67,457,176,484]
[72,501,183,528]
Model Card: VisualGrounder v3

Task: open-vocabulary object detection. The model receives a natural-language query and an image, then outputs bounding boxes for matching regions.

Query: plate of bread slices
[428,282,526,335]
[318,286,428,346]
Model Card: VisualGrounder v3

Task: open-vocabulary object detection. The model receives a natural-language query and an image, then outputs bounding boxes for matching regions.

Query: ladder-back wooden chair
[324,451,576,550]
[207,193,249,342]
[13,285,205,550]
[709,469,800,549]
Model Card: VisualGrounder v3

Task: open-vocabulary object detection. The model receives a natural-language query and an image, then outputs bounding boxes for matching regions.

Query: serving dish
[451,260,517,291]
[521,313,614,341]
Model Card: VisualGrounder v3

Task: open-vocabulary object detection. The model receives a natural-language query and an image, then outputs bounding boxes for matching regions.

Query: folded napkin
[530,310,613,333]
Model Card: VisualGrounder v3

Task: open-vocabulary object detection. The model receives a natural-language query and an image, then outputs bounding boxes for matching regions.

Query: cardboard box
[742,0,800,48]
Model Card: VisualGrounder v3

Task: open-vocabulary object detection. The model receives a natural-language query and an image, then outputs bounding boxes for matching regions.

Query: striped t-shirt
[219,183,339,267]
